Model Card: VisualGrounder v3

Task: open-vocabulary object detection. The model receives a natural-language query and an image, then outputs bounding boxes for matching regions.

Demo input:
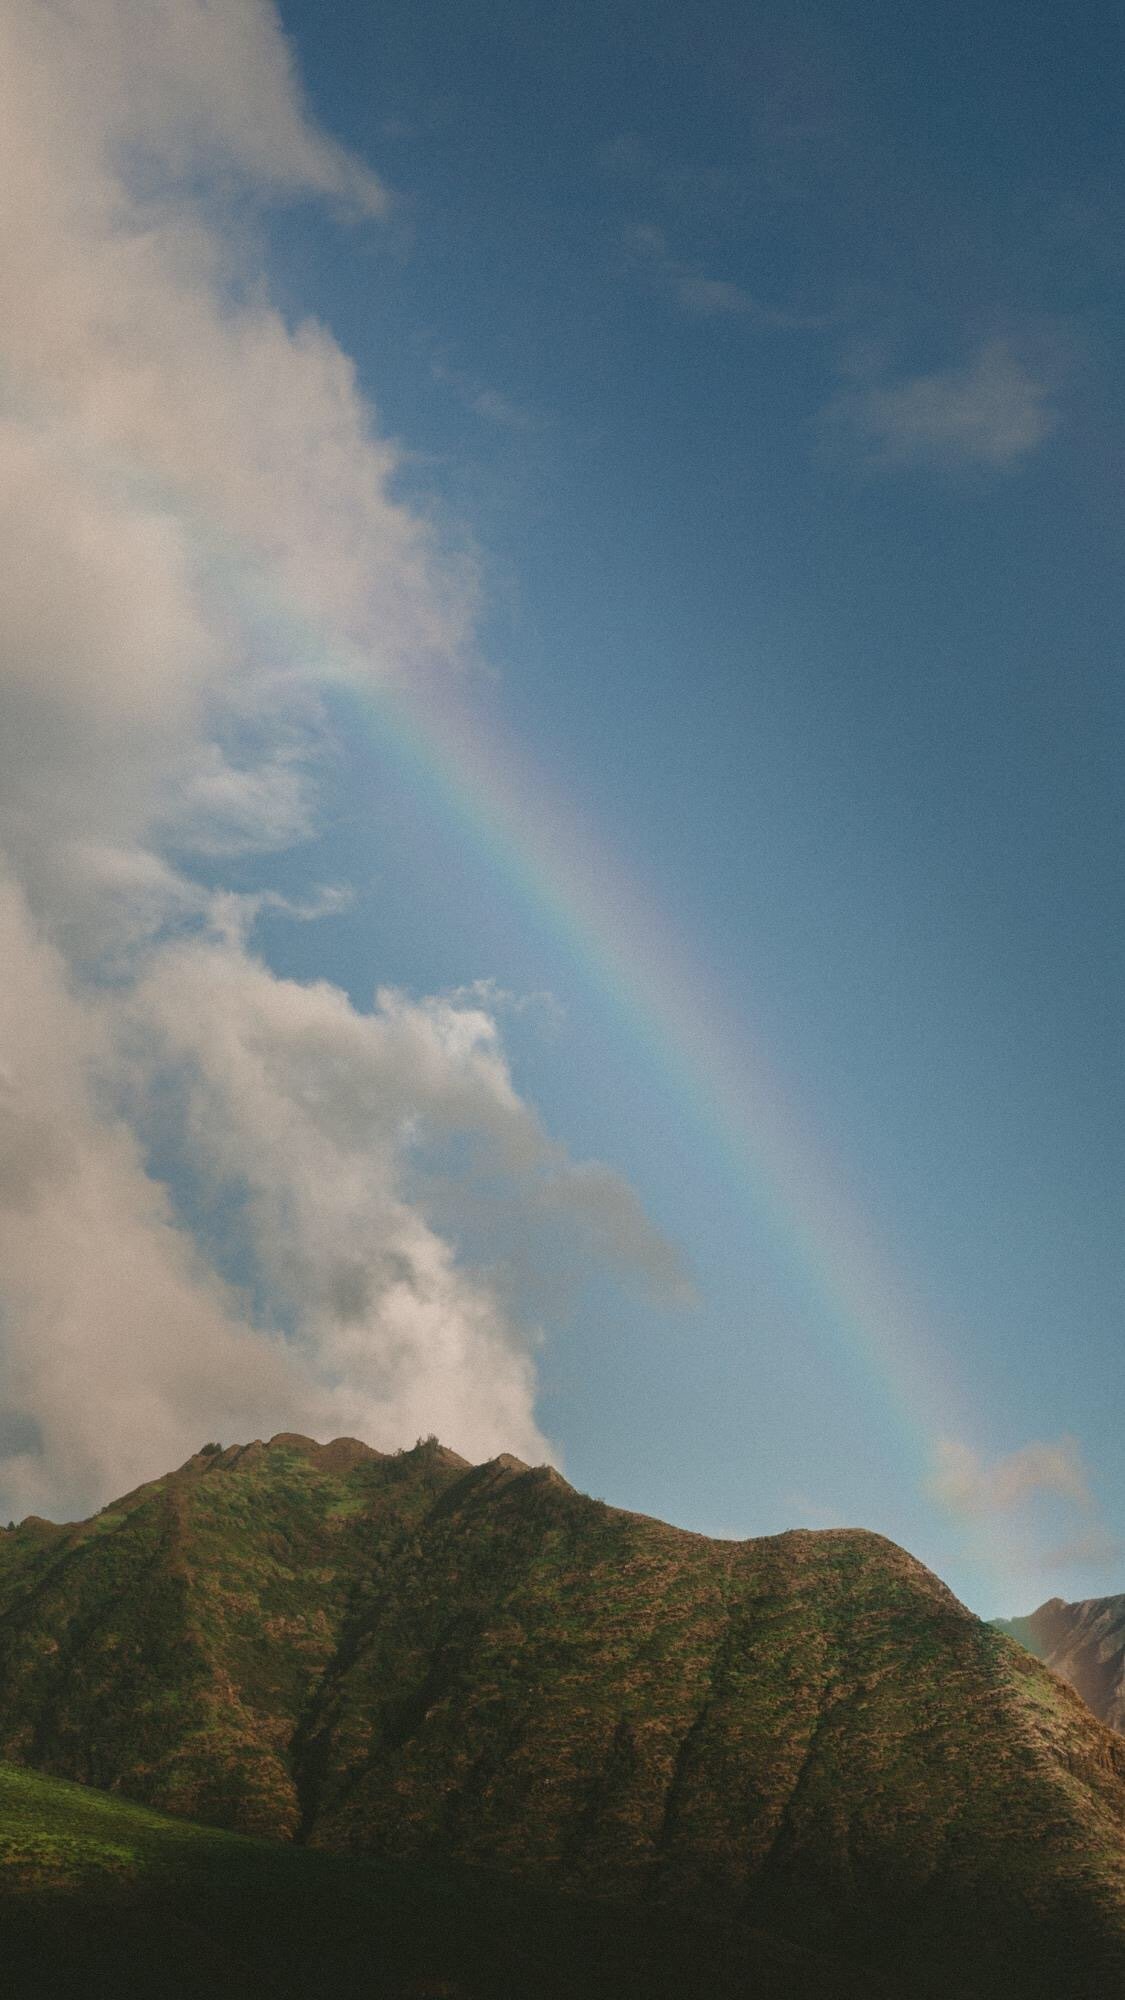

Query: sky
[0,0,1121,1615]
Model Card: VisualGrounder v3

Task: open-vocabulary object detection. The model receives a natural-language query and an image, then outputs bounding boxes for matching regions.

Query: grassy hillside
[3,1433,1125,1994]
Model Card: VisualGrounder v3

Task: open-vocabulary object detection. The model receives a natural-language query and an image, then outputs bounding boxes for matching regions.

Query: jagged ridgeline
[3,1434,1125,1998]
[994,1592,1125,1733]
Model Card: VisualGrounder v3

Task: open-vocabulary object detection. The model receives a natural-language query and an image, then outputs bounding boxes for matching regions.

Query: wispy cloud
[929,1435,1093,1518]
[784,1491,850,1530]
[600,135,747,215]
[823,340,1058,469]
[1036,1527,1125,1572]
[430,356,537,431]
[628,224,827,329]
[440,978,566,1029]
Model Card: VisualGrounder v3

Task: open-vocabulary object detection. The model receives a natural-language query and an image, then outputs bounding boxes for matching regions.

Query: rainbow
[19,340,975,1493]
[354,668,979,1478]
[24,425,977,1474]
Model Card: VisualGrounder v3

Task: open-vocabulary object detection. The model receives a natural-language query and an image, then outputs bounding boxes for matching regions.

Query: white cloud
[929,1435,1093,1518]
[45,0,389,214]
[0,1,682,1519]
[0,874,323,1520]
[824,340,1057,468]
[125,934,688,1323]
[0,4,464,695]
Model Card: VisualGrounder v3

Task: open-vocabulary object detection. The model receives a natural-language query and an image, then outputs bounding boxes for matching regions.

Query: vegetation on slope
[3,1433,1125,1995]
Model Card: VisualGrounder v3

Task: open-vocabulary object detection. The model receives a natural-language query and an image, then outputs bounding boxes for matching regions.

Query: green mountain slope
[995,1594,1125,1733]
[3,1433,1125,1995]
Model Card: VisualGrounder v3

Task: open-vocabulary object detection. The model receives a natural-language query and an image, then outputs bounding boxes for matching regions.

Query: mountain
[3,1433,1125,1997]
[994,1594,1125,1732]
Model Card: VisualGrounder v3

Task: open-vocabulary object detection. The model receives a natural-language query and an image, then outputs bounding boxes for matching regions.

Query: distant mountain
[993,1594,1125,1732]
[3,1434,1125,1997]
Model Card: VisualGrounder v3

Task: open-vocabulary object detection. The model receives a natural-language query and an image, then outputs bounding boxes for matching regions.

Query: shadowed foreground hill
[995,1593,1125,1733]
[0,1760,887,1999]
[3,1434,1125,1996]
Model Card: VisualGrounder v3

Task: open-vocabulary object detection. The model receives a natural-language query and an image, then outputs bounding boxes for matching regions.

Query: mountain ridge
[3,1432,1125,1994]
[994,1590,1125,1733]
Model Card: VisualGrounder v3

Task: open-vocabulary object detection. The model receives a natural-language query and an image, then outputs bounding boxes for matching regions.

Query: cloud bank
[0,0,682,1519]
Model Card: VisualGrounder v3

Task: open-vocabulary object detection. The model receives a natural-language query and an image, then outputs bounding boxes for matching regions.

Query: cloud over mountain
[0,0,680,1519]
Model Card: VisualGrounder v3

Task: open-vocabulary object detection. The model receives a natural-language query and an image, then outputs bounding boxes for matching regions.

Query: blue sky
[275,0,1125,1609]
[0,0,1121,1614]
